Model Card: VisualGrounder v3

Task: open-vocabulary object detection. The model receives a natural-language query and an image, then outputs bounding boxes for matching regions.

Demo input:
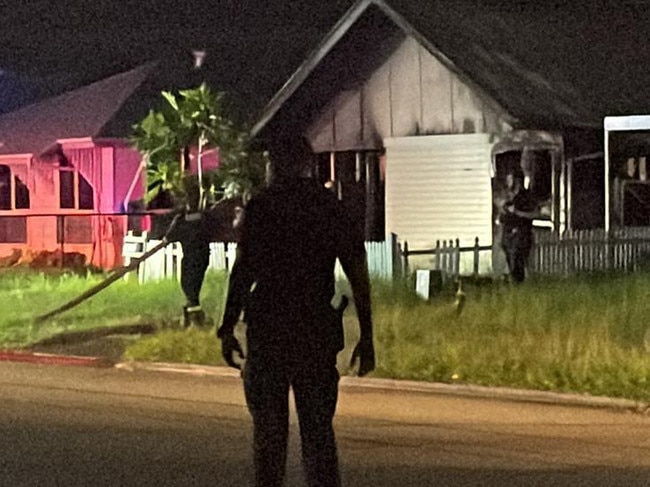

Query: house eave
[251,0,375,138]
[0,153,33,161]
[251,0,516,140]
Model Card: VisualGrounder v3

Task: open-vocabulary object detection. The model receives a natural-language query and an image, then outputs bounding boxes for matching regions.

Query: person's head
[266,136,313,184]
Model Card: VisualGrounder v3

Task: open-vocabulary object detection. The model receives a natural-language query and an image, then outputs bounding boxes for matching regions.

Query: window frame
[0,163,30,211]
[58,167,94,211]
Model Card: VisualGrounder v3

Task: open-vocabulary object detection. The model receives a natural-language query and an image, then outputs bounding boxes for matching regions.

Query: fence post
[452,239,459,277]
[59,215,65,269]
[387,233,396,280]
[402,241,410,277]
[441,240,449,276]
[473,237,480,278]
[434,240,441,270]
[226,242,238,272]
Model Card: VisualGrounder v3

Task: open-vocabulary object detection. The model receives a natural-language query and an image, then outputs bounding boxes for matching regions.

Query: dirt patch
[27,323,157,361]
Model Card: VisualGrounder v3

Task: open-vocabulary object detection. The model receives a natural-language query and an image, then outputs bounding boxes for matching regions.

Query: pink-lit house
[0,63,157,268]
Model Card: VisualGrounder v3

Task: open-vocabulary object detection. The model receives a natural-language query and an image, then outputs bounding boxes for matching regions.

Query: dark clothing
[167,214,212,306]
[221,177,365,487]
[179,240,210,306]
[222,178,364,355]
[244,351,340,487]
[500,188,535,283]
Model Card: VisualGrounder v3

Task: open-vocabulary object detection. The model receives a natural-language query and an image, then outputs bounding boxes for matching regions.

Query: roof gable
[253,0,650,136]
[252,0,527,137]
[0,62,156,156]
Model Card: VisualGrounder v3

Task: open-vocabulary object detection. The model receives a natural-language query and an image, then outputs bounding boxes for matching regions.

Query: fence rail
[400,238,492,279]
[399,227,650,281]
[123,232,397,284]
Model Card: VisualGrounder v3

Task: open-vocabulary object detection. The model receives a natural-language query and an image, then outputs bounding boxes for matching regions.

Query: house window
[57,215,93,244]
[0,164,30,210]
[0,216,27,243]
[59,169,94,210]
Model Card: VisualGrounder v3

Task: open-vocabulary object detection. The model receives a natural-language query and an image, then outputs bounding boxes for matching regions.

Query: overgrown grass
[373,275,650,401]
[1,267,649,401]
[0,267,229,347]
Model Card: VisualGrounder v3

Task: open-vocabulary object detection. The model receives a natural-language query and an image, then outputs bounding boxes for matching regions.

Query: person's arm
[507,191,540,220]
[216,205,255,368]
[507,206,539,220]
[337,215,375,377]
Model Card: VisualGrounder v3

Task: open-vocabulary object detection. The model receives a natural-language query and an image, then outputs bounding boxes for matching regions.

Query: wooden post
[442,240,448,276]
[449,239,460,277]
[434,240,441,270]
[403,241,410,277]
[473,237,480,277]
[388,233,398,279]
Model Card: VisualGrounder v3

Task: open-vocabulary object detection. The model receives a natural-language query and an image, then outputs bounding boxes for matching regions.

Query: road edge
[1,349,647,413]
[116,359,650,414]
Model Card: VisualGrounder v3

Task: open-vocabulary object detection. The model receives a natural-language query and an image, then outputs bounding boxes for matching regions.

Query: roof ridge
[0,61,158,156]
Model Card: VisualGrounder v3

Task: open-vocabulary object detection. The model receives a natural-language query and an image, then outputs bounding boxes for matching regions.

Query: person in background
[176,212,211,327]
[217,137,375,487]
[498,171,538,283]
[148,188,211,328]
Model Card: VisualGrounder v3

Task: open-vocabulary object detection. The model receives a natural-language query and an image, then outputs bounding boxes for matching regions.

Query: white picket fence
[531,227,650,275]
[122,231,396,283]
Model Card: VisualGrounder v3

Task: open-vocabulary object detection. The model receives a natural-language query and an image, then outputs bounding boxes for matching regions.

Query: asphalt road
[0,361,648,487]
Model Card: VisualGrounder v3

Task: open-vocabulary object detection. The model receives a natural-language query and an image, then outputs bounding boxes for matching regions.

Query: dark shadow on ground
[26,324,157,361]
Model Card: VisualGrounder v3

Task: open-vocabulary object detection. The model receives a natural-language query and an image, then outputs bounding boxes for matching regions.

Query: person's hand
[218,331,245,369]
[350,336,375,377]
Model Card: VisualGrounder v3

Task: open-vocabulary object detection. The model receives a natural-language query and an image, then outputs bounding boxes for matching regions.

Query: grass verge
[1,267,648,401]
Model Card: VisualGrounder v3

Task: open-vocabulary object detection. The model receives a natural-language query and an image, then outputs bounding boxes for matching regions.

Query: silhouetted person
[217,137,375,487]
[149,189,210,327]
[498,172,537,283]
[176,213,211,326]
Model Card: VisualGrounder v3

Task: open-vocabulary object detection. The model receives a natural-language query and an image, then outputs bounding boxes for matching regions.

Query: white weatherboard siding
[385,134,494,273]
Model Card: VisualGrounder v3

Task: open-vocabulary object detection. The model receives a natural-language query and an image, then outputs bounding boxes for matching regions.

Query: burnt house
[252,0,650,273]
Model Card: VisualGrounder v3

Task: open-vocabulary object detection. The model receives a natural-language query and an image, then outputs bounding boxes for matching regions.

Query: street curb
[2,350,648,413]
[0,349,115,368]
[116,359,650,414]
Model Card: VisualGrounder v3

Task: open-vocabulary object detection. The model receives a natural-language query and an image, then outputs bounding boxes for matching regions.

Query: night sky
[0,1,352,101]
[1,0,649,120]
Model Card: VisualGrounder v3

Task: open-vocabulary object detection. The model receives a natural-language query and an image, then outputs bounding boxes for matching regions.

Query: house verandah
[0,138,144,269]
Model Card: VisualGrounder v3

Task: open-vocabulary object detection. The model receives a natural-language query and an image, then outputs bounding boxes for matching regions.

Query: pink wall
[113,145,145,211]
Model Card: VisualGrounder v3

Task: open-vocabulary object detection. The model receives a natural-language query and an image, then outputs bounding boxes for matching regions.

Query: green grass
[371,275,650,401]
[124,327,225,365]
[1,267,649,401]
[0,267,229,348]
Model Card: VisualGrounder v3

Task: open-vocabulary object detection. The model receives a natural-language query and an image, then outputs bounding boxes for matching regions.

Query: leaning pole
[34,214,181,324]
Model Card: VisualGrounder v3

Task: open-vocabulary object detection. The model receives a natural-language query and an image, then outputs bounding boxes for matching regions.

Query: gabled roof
[0,62,156,156]
[252,0,650,137]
